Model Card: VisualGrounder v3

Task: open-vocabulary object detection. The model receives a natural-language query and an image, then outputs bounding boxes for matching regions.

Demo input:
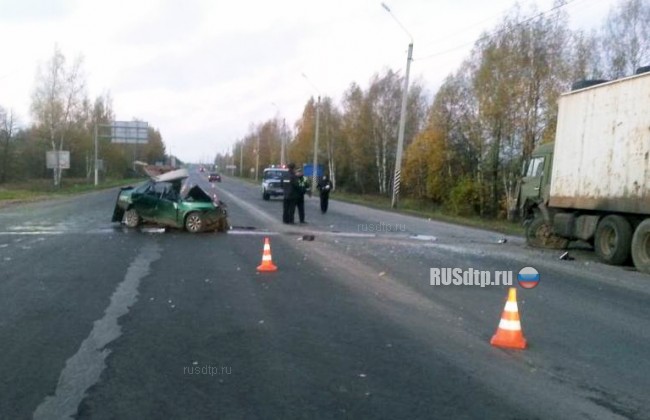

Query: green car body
[111,169,228,233]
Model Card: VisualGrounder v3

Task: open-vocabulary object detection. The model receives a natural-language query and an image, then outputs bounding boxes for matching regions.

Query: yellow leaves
[402,127,448,202]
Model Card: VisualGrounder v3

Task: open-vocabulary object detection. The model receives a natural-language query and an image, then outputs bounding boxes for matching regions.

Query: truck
[519,69,650,274]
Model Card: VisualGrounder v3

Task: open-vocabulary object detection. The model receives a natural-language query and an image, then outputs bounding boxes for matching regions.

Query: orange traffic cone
[256,237,278,272]
[490,287,527,349]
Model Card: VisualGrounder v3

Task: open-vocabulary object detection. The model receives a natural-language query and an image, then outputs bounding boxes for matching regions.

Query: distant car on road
[111,168,228,233]
[208,173,222,182]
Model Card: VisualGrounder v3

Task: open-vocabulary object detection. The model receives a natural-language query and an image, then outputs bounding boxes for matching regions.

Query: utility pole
[255,136,260,181]
[239,141,243,177]
[392,42,413,208]
[312,96,320,191]
[382,2,414,208]
[280,118,286,167]
[94,124,99,186]
[301,73,322,191]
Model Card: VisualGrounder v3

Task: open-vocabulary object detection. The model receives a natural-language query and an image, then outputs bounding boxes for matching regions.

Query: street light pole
[94,124,98,186]
[382,2,413,208]
[312,96,320,191]
[302,73,321,191]
[280,118,287,167]
[239,141,243,177]
[392,42,413,208]
[255,135,260,181]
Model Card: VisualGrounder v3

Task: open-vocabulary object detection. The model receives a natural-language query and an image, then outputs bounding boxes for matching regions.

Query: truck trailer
[520,70,650,274]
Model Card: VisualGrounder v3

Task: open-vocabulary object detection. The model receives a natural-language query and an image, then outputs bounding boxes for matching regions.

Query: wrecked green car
[111,168,229,233]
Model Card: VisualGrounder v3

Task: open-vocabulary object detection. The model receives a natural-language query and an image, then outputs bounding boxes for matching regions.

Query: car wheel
[124,208,141,228]
[263,191,270,200]
[185,212,203,233]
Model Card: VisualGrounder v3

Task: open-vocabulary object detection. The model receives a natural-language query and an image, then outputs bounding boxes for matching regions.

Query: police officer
[282,163,299,224]
[317,174,332,213]
[295,167,311,223]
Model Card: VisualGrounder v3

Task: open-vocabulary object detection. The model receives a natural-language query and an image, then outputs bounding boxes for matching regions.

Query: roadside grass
[332,191,524,236]
[0,178,145,203]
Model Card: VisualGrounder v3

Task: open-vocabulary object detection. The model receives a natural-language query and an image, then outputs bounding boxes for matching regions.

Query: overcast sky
[0,0,618,163]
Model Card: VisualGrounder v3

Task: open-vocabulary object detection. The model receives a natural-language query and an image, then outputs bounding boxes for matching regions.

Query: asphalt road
[1,173,649,419]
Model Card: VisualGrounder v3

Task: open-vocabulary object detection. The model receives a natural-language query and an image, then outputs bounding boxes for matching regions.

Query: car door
[154,184,181,227]
[132,182,159,220]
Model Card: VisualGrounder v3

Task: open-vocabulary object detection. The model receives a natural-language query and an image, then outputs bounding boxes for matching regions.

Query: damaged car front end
[111,168,229,233]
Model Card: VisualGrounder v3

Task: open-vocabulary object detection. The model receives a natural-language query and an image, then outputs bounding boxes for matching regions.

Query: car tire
[263,192,270,200]
[594,215,632,265]
[124,208,141,228]
[185,212,203,233]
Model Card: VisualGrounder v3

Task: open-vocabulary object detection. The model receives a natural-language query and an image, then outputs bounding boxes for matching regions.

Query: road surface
[1,173,649,419]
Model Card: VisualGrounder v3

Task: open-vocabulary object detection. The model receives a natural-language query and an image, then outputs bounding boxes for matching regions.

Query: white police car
[261,166,289,200]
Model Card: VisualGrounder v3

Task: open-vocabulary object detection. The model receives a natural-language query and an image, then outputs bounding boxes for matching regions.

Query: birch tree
[601,0,650,78]
[0,107,18,183]
[31,46,86,186]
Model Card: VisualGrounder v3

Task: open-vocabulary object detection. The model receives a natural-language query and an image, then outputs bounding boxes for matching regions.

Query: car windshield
[264,170,287,180]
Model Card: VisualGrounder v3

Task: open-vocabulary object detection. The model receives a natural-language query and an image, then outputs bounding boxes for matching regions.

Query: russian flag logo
[518,267,540,289]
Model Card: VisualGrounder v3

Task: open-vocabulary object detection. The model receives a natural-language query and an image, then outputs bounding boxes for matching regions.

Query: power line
[415,0,586,61]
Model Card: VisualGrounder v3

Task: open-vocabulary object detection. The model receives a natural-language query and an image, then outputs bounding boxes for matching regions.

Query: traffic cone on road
[256,237,278,272]
[490,287,527,349]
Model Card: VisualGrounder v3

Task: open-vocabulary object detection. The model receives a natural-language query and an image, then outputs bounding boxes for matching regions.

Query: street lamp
[301,73,321,191]
[382,2,413,208]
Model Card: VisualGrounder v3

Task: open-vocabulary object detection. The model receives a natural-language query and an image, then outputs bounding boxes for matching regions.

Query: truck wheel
[594,215,632,265]
[525,216,569,249]
[263,192,270,200]
[631,219,650,274]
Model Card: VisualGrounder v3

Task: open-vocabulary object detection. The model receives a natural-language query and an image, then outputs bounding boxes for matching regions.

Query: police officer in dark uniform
[282,163,299,224]
[295,167,310,223]
[317,174,332,213]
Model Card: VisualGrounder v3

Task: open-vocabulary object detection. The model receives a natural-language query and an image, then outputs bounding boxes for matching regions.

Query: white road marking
[0,231,64,236]
[33,242,161,420]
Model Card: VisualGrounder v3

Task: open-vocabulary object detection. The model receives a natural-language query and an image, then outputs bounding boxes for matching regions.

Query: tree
[0,107,18,183]
[30,46,86,186]
[601,0,650,78]
[290,97,319,167]
[340,83,374,193]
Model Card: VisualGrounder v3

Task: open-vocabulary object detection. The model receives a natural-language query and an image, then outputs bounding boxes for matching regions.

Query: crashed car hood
[138,166,222,205]
[180,173,223,205]
[154,168,189,182]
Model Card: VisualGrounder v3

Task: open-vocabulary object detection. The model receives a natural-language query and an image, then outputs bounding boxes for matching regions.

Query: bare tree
[601,0,650,78]
[31,46,86,186]
[0,107,18,183]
